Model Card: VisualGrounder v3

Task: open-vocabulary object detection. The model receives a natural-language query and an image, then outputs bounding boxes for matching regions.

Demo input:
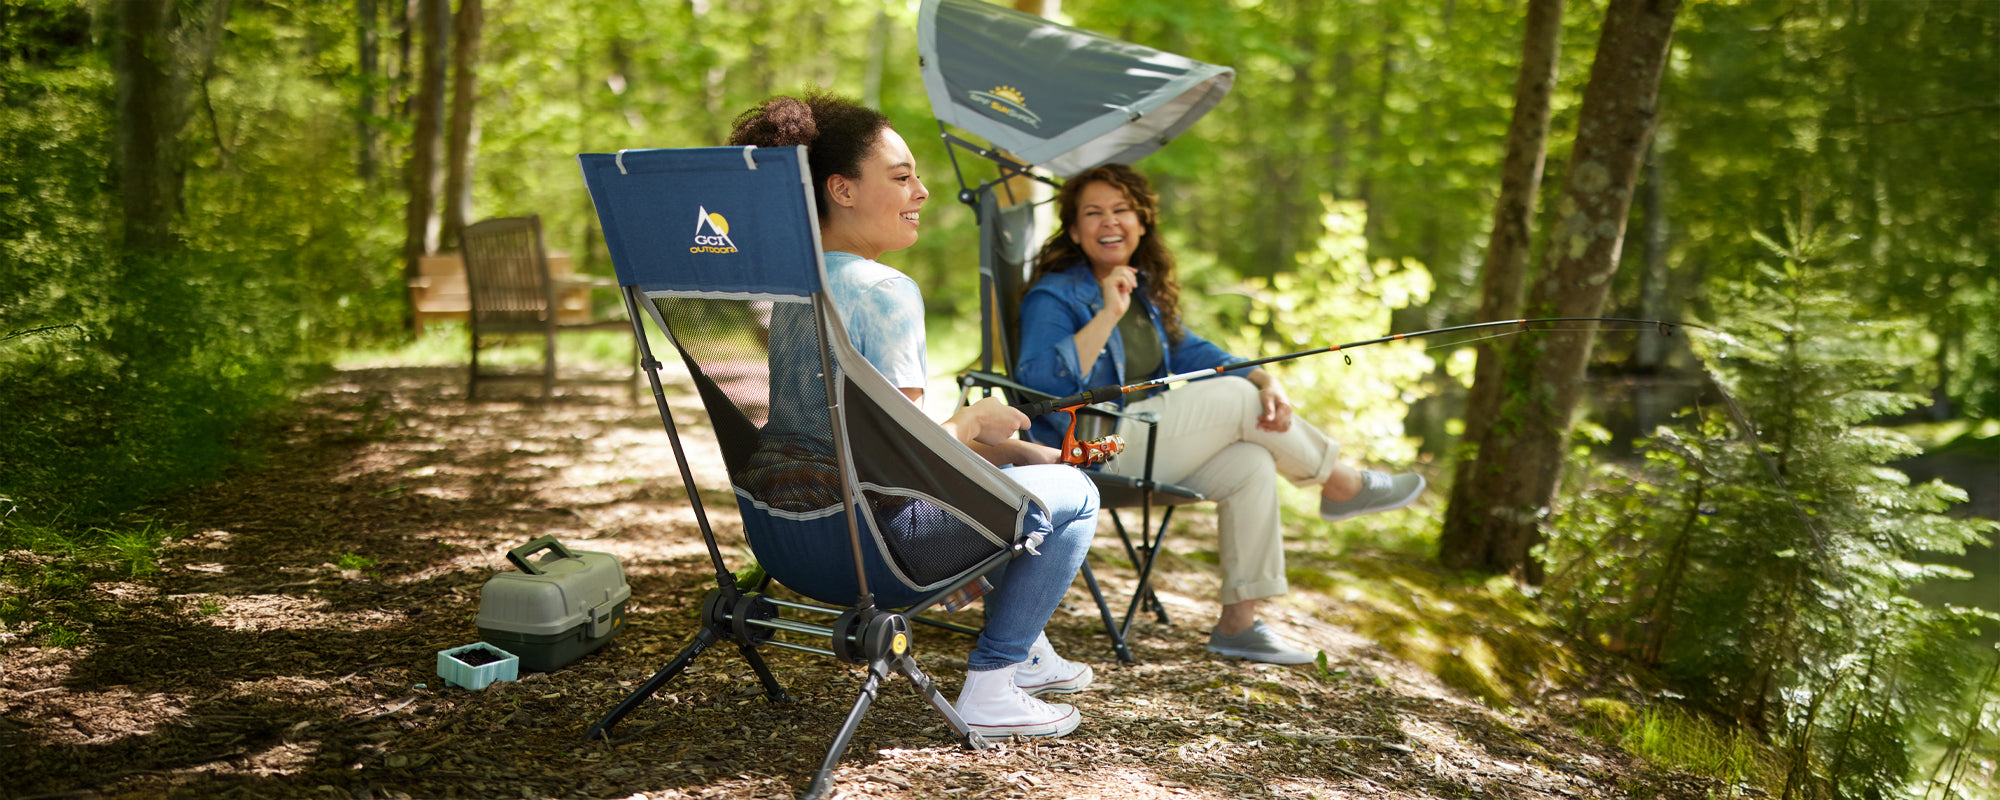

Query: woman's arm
[1015,282,1101,397]
[940,395,1032,448]
[1066,266,1136,372]
[906,387,1051,466]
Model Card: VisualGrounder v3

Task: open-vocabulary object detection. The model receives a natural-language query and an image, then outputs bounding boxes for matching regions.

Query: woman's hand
[1071,265,1139,369]
[971,438,1064,467]
[943,396,1031,447]
[1254,375,1294,432]
[1096,265,1138,320]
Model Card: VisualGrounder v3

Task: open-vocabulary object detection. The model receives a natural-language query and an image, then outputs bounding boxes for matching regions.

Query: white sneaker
[1014,631,1094,697]
[955,664,1081,740]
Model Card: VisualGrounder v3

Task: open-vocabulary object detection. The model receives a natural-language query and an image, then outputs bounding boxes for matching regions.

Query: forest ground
[4,362,1746,800]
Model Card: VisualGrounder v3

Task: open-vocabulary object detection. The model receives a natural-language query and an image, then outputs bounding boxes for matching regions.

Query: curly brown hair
[727,90,891,221]
[1029,163,1185,342]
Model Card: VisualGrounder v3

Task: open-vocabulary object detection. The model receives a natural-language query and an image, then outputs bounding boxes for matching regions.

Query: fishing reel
[1064,434,1125,467]
[1057,406,1125,467]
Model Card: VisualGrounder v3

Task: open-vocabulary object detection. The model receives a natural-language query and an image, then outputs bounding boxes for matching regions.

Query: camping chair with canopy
[575,145,1123,800]
[919,0,1235,663]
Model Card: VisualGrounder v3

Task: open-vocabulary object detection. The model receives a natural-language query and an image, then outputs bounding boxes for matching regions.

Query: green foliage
[1542,224,2000,797]
[0,511,173,646]
[1210,198,1434,457]
[1661,0,2000,416]
[1610,705,1782,793]
[336,552,377,572]
[1202,198,1434,537]
[2,1,396,527]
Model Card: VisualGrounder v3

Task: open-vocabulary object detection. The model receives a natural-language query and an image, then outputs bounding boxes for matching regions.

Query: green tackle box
[476,536,630,672]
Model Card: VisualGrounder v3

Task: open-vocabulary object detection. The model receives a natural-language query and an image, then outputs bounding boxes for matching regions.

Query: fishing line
[1009,316,1696,466]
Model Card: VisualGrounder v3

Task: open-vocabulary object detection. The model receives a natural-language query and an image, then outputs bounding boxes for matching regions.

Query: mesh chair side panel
[651,296,787,478]
[842,378,1018,587]
[651,291,1019,603]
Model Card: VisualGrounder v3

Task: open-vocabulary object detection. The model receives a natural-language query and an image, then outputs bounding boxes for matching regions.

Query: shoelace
[1363,470,1387,491]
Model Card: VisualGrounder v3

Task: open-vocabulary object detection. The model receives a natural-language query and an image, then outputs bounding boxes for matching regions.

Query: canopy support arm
[937,123,1061,213]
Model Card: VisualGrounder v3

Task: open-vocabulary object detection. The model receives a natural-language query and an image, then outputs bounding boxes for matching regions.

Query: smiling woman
[724,90,1103,741]
[1014,163,1428,665]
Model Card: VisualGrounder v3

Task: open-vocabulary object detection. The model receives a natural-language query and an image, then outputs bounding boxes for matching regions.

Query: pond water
[1900,451,2000,644]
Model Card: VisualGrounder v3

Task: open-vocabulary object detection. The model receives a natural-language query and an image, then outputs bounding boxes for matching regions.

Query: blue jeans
[968,464,1099,672]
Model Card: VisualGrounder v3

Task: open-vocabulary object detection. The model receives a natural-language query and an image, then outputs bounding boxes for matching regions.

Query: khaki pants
[1103,376,1341,606]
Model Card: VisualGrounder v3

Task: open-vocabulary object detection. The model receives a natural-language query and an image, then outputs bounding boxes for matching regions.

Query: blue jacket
[1015,261,1241,447]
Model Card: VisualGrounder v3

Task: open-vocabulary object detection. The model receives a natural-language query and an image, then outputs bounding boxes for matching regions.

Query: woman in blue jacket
[1015,163,1425,665]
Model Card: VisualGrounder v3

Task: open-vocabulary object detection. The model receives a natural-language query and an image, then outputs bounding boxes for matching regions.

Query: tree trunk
[1631,146,1670,438]
[1355,15,1396,249]
[1441,0,1680,581]
[440,0,482,251]
[396,0,416,121]
[112,0,184,253]
[401,0,448,288]
[357,0,380,183]
[1439,0,1564,564]
[861,4,891,108]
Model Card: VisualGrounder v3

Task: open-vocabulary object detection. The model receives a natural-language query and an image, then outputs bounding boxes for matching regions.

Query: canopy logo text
[692,206,739,254]
[967,85,1041,129]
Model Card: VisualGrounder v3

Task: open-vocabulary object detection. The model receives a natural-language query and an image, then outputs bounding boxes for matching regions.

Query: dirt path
[2,365,1711,800]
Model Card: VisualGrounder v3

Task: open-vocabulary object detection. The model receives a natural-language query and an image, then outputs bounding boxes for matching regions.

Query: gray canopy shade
[918,0,1233,178]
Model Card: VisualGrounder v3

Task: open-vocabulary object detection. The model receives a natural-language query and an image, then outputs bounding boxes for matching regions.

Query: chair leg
[1147,507,1178,625]
[467,330,480,400]
[802,649,988,800]
[627,339,641,405]
[801,658,890,800]
[541,330,556,400]
[583,589,795,743]
[1078,561,1136,663]
[584,626,717,742]
[1108,510,1174,640]
[897,652,985,749]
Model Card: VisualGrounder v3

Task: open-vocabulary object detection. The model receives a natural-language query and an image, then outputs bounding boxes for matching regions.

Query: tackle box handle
[507,535,577,576]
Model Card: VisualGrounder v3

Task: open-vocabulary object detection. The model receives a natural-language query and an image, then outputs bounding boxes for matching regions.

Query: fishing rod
[1015,316,1688,466]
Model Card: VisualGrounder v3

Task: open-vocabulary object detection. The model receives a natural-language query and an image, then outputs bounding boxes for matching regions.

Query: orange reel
[1058,408,1126,467]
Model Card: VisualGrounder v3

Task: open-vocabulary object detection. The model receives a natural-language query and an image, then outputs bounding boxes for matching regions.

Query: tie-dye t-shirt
[823,250,927,389]
[737,251,927,510]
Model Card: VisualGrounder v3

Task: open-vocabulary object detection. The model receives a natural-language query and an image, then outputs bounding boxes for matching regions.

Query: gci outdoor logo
[692,206,738,254]
[968,85,1041,129]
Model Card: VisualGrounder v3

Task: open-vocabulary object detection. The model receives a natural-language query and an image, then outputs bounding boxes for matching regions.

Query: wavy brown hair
[1029,163,1185,342]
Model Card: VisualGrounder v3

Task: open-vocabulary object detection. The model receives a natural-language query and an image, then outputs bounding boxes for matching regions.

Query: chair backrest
[462,216,555,330]
[578,146,1040,609]
[975,189,1041,377]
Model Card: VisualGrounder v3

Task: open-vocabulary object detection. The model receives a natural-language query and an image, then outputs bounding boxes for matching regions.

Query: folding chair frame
[578,146,1127,800]
[585,287,1006,800]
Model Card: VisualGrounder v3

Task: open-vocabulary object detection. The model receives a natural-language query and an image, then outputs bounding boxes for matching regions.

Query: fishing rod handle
[1011,384,1126,418]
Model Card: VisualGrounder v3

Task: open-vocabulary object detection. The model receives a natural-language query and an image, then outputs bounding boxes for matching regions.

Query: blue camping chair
[576,146,1118,800]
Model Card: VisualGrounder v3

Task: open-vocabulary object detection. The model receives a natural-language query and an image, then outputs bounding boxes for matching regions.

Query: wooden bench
[421,215,637,400]
[409,250,596,336]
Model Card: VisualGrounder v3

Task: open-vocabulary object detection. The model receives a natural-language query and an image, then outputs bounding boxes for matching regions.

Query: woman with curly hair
[728,91,1097,739]
[1015,163,1425,664]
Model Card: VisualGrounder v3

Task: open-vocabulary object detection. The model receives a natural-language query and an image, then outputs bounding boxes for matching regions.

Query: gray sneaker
[1206,620,1317,665]
[1320,470,1426,522]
